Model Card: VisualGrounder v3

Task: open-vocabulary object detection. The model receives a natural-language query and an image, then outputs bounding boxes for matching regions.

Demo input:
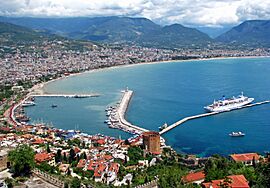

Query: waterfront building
[230,153,260,166]
[142,131,161,155]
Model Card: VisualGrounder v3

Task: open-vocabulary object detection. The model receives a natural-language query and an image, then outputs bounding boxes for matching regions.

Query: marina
[10,92,100,127]
[31,94,100,98]
[105,89,149,135]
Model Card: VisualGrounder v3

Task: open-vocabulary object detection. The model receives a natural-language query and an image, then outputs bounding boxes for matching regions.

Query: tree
[67,168,71,176]
[63,152,67,163]
[69,148,76,163]
[55,149,62,163]
[80,152,87,160]
[70,177,81,188]
[8,144,35,177]
[255,163,270,187]
[64,182,69,188]
[46,143,51,153]
[127,146,144,165]
[5,178,13,188]
[81,141,85,149]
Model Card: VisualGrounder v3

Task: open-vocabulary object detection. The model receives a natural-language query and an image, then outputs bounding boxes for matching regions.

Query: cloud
[236,0,270,22]
[0,0,270,27]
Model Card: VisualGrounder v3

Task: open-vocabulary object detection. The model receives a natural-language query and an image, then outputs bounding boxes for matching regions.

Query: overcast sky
[0,0,270,27]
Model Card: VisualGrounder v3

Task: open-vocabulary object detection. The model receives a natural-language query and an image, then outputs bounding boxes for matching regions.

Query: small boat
[159,123,168,131]
[51,104,57,108]
[229,132,245,137]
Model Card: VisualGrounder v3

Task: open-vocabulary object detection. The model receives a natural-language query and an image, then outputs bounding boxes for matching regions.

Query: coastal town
[1,39,270,86]
[0,37,270,188]
[0,13,270,188]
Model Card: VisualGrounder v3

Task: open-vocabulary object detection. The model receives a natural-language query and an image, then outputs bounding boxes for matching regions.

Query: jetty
[105,89,149,135]
[118,90,148,133]
[31,93,100,98]
[159,100,270,135]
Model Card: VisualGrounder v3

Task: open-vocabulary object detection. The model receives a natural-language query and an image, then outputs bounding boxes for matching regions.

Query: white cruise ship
[204,92,254,112]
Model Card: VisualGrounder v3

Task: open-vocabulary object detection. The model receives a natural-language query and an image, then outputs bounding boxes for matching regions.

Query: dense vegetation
[8,144,35,177]
[204,155,270,187]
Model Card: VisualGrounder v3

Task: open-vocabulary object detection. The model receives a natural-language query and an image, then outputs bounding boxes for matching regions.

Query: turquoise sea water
[25,57,270,156]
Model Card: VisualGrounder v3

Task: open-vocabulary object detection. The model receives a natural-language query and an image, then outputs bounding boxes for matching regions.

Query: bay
[25,57,270,156]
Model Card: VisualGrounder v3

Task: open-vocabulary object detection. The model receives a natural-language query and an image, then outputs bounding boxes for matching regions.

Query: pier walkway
[31,93,100,98]
[117,90,148,134]
[159,100,270,135]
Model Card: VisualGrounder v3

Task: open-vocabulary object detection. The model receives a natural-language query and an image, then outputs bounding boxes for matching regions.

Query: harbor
[105,89,149,135]
[9,92,100,127]
[159,100,270,135]
[31,93,100,98]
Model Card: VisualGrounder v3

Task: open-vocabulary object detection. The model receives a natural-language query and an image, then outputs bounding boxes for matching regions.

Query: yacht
[229,132,245,137]
[204,92,254,112]
[22,101,36,107]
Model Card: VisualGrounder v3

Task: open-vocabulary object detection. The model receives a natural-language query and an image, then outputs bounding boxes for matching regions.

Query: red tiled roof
[35,153,54,163]
[74,147,80,154]
[182,171,205,183]
[32,138,45,145]
[77,159,86,168]
[96,139,105,145]
[94,163,107,177]
[104,155,113,161]
[230,153,260,162]
[0,127,11,132]
[109,163,119,174]
[202,175,250,188]
[87,160,97,171]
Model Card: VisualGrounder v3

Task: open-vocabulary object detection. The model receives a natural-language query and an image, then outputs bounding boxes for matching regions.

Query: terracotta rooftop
[35,153,54,163]
[230,153,260,162]
[182,171,205,183]
[202,175,250,188]
[77,159,86,168]
[109,163,119,173]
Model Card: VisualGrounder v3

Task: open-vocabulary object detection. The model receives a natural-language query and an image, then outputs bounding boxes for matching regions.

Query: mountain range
[0,16,213,48]
[0,16,270,48]
[0,22,54,45]
[216,20,270,47]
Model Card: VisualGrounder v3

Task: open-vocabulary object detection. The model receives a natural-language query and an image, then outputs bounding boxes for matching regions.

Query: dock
[105,89,149,135]
[159,100,270,135]
[31,94,100,98]
[117,90,148,134]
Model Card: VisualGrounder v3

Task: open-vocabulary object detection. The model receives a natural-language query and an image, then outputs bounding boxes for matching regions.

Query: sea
[24,57,270,157]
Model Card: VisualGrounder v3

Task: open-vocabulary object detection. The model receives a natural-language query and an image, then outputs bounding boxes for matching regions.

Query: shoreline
[7,55,270,156]
[32,55,270,94]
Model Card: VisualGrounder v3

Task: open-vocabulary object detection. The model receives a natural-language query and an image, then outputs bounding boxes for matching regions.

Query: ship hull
[204,98,254,112]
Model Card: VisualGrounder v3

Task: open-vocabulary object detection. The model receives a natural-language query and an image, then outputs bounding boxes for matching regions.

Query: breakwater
[159,100,270,135]
[105,89,149,135]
